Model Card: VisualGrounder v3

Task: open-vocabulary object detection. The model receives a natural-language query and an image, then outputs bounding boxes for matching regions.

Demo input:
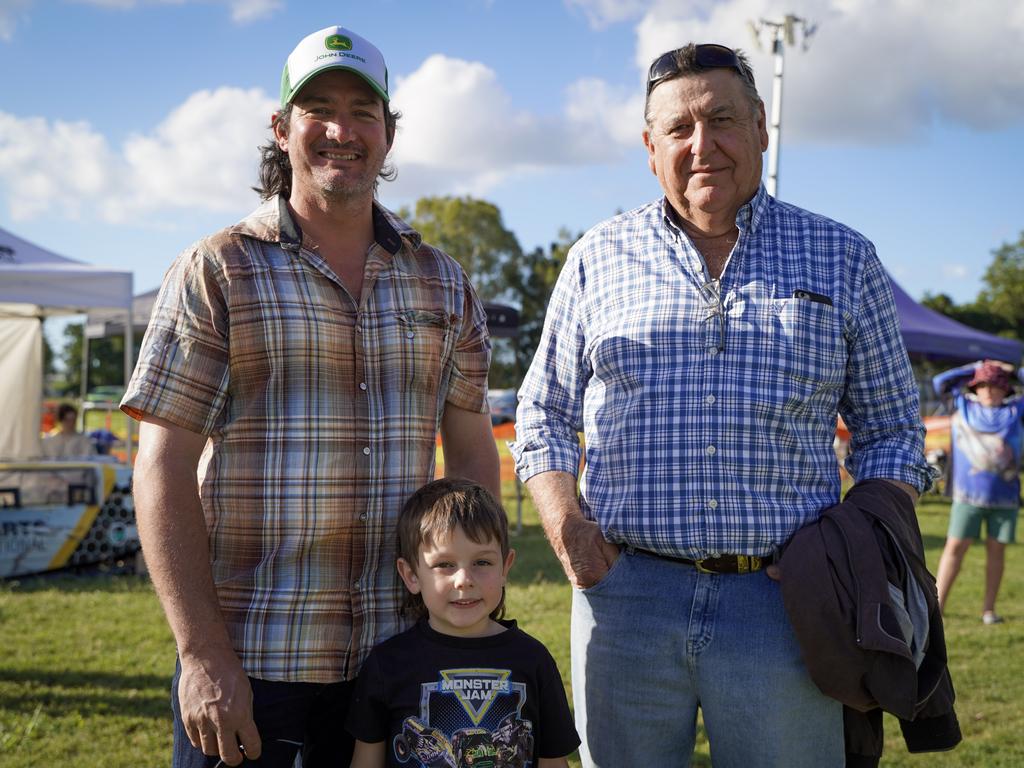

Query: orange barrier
[435,423,518,482]
[923,414,951,453]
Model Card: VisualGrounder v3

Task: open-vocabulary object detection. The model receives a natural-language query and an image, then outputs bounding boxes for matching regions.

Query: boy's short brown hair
[397,478,511,621]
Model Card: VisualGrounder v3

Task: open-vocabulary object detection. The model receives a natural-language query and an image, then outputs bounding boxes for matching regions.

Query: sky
[1,0,1023,322]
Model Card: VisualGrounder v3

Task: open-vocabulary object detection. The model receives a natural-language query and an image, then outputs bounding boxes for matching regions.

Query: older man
[123,25,498,768]
[513,43,932,766]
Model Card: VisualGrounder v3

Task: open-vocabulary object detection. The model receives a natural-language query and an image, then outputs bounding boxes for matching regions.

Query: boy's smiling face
[398,525,515,638]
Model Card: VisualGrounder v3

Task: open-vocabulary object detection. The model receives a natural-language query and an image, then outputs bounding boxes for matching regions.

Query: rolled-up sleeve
[512,246,588,482]
[444,273,491,413]
[121,245,230,435]
[840,250,933,492]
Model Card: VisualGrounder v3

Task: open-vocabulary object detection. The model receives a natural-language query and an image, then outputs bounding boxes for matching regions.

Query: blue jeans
[171,660,356,768]
[571,549,843,767]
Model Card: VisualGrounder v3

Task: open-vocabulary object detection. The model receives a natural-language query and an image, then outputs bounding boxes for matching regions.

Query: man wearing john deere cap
[124,25,498,768]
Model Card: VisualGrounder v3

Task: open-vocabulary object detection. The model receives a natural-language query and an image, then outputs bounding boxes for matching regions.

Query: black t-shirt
[346,619,580,767]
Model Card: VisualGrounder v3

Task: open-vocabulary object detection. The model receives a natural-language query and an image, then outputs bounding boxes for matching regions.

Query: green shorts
[949,501,1018,543]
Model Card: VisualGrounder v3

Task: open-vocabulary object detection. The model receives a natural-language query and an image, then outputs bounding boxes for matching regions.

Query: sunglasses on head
[646,43,747,96]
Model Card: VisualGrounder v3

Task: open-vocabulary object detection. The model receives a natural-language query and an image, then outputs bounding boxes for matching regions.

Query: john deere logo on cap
[325,34,352,51]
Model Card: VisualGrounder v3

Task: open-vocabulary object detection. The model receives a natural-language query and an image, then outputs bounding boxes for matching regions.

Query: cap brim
[285,65,389,105]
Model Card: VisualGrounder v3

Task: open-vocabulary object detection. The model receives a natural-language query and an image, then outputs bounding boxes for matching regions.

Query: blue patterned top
[934,363,1023,509]
[513,185,930,559]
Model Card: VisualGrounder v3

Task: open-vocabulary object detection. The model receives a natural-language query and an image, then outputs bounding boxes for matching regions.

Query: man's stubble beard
[313,160,384,203]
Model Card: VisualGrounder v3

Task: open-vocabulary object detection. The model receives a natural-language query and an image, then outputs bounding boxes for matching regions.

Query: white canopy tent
[85,288,159,340]
[0,226,133,460]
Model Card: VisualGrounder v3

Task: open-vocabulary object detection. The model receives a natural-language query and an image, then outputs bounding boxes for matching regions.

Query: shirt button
[359,512,368,522]
[353,580,361,590]
[356,325,362,333]
[706,445,716,456]
[705,394,716,405]
[406,331,415,339]
[708,499,718,509]
[362,446,371,455]
[359,382,367,391]
[708,347,719,356]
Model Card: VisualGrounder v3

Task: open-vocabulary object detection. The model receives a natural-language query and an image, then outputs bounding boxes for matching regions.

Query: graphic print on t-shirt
[391,667,535,768]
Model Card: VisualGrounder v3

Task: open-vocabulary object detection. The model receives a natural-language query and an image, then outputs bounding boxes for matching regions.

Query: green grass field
[1,475,1021,766]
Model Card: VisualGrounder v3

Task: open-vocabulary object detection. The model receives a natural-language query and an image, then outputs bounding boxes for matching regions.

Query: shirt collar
[657,183,770,237]
[230,195,423,255]
[741,183,770,234]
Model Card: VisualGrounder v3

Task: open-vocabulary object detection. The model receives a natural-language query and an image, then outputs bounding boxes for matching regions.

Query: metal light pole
[749,15,816,199]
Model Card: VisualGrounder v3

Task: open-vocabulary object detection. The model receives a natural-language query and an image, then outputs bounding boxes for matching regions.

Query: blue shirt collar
[657,183,770,236]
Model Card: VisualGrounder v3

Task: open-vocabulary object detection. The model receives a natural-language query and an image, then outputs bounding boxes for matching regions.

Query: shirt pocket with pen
[769,295,846,393]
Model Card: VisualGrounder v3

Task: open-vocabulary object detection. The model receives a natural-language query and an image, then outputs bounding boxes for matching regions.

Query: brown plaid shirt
[123,197,490,682]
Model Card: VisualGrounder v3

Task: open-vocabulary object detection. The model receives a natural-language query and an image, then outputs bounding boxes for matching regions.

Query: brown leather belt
[633,548,775,574]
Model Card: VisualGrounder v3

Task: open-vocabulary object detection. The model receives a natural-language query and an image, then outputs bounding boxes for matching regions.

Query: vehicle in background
[0,461,138,578]
[487,389,517,426]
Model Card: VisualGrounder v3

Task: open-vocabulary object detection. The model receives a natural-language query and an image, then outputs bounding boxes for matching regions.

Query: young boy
[347,478,580,767]
[933,360,1022,624]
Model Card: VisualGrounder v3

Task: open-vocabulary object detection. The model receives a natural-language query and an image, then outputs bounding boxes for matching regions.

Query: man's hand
[178,648,261,766]
[524,471,619,590]
[554,515,620,589]
[134,417,261,765]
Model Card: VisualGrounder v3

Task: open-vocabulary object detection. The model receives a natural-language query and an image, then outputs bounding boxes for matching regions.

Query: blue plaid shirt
[513,186,930,559]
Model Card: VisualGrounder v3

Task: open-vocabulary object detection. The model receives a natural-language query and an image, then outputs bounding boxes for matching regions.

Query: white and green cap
[280,25,389,106]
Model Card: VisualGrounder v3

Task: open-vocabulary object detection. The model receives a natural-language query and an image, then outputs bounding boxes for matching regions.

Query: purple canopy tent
[888,275,1023,364]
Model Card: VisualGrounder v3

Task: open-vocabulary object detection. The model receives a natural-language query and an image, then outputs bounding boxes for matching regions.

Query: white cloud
[0,55,640,224]
[0,87,276,223]
[111,87,277,221]
[228,0,281,23]
[68,0,279,24]
[0,0,32,41]
[942,264,969,281]
[565,76,645,150]
[630,0,1024,143]
[7,0,1020,224]
[565,0,648,28]
[0,113,115,219]
[388,54,641,200]
[70,0,144,8]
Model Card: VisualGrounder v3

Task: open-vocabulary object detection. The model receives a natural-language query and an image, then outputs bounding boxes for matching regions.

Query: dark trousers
[171,659,356,768]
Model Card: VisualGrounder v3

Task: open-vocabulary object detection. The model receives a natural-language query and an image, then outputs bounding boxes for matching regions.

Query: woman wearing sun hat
[933,360,1023,624]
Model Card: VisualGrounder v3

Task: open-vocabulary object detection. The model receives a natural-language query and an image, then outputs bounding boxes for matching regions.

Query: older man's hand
[556,515,621,589]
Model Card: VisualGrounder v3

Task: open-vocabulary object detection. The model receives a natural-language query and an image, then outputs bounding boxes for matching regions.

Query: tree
[919,292,957,317]
[399,195,579,387]
[59,323,126,396]
[401,196,527,388]
[503,230,579,377]
[977,231,1024,338]
[42,326,54,378]
[920,292,1011,337]
[399,196,523,303]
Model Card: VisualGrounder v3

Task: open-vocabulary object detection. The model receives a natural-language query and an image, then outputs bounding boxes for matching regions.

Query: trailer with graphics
[0,461,139,577]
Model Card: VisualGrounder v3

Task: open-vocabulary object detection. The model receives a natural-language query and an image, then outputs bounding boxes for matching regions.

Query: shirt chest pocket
[768,299,846,390]
[380,310,454,397]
